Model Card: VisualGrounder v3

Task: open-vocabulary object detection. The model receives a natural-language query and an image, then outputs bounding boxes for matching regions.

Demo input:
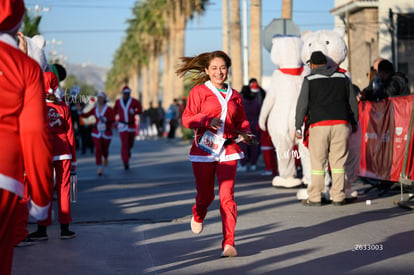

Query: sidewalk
[12,135,414,275]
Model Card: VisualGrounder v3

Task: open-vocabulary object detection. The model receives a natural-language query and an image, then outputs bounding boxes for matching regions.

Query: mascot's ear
[301,30,312,42]
[333,27,346,37]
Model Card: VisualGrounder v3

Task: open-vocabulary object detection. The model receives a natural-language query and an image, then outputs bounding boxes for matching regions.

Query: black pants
[168,119,178,139]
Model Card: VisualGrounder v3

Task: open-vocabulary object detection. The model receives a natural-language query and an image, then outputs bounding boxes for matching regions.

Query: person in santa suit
[28,72,77,241]
[249,79,278,176]
[176,50,253,257]
[79,92,115,175]
[113,86,143,170]
[0,1,53,274]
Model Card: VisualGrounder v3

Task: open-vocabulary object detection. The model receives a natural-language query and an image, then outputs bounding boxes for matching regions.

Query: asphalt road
[12,134,414,275]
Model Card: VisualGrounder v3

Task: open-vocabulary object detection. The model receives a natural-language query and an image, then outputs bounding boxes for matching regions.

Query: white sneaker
[221,244,238,257]
[237,165,247,172]
[250,165,257,171]
[190,217,203,234]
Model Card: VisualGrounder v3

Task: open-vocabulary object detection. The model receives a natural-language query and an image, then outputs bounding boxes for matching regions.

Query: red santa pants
[0,189,19,275]
[119,131,135,165]
[39,159,72,226]
[191,160,238,249]
[93,137,111,166]
[13,181,29,246]
[260,129,278,175]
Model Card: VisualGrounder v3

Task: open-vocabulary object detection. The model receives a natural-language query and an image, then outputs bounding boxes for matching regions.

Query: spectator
[237,85,261,172]
[251,79,278,176]
[362,59,409,101]
[167,98,181,139]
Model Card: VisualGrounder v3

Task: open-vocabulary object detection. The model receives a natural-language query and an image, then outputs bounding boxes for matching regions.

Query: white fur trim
[92,132,112,139]
[188,152,244,163]
[28,200,50,221]
[0,33,18,48]
[53,154,72,161]
[119,97,132,123]
[0,173,24,197]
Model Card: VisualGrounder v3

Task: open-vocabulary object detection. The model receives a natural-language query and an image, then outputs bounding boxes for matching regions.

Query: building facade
[331,0,413,92]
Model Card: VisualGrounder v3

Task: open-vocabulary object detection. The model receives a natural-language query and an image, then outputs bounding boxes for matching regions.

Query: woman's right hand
[210,118,223,130]
[17,32,27,54]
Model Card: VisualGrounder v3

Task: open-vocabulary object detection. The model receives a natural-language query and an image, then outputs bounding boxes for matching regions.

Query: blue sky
[26,0,335,75]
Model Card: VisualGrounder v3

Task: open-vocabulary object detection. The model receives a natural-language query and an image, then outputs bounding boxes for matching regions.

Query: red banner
[359,95,414,182]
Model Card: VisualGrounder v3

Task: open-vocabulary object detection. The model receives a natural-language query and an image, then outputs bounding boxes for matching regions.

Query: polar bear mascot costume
[25,34,50,72]
[296,29,360,200]
[259,35,311,188]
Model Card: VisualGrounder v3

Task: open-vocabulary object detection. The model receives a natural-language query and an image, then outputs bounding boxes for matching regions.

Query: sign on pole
[263,18,301,52]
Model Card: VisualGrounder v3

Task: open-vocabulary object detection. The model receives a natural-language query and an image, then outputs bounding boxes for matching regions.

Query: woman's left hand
[238,132,254,144]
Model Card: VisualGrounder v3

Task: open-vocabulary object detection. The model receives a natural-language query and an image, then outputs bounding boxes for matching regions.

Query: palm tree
[21,12,41,37]
[230,0,243,91]
[162,0,207,109]
[107,0,208,110]
[222,0,230,54]
[249,0,262,82]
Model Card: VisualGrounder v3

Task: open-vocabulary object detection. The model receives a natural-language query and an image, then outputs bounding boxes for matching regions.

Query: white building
[331,0,414,92]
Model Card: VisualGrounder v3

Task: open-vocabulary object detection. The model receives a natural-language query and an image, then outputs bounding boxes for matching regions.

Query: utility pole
[282,0,292,19]
[48,39,63,64]
[345,9,352,75]
[389,8,396,69]
[242,0,248,85]
[222,0,230,54]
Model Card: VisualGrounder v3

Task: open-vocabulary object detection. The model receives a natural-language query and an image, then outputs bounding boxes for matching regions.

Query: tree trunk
[230,0,243,91]
[149,51,160,108]
[129,69,140,102]
[141,65,149,110]
[165,25,176,111]
[173,8,186,102]
[222,0,230,54]
[249,0,262,82]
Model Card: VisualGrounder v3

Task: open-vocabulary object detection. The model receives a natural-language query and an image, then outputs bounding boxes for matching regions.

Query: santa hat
[249,81,259,93]
[0,0,25,33]
[122,86,131,94]
[43,72,59,95]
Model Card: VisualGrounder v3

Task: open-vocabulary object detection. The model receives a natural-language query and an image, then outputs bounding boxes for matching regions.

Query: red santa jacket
[182,81,250,162]
[46,100,77,165]
[81,104,115,139]
[0,35,52,220]
[114,97,142,132]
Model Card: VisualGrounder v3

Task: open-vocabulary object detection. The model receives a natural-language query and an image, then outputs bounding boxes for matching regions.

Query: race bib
[198,130,225,158]
[97,122,106,132]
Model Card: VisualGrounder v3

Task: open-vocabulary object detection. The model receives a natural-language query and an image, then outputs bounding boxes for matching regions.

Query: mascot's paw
[345,189,358,200]
[296,187,330,201]
[272,176,302,188]
[296,188,308,200]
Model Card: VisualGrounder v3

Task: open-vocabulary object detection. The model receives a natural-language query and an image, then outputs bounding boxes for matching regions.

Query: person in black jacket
[361,59,410,101]
[295,51,359,206]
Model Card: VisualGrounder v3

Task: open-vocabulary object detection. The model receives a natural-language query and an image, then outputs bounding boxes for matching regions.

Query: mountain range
[65,63,109,92]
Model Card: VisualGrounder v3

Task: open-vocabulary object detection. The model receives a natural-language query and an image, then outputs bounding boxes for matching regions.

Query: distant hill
[64,63,109,92]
